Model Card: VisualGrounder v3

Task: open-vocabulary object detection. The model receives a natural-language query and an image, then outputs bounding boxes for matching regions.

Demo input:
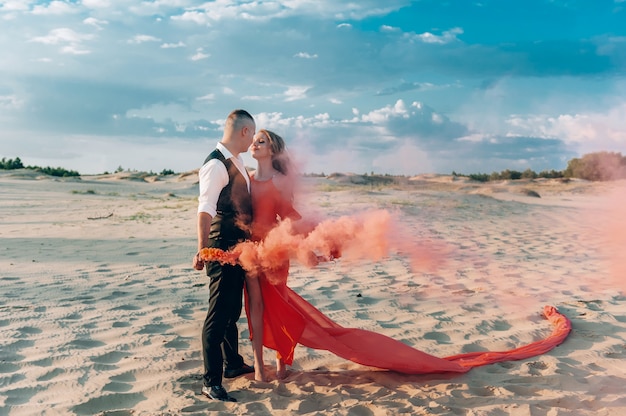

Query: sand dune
[1,170,625,415]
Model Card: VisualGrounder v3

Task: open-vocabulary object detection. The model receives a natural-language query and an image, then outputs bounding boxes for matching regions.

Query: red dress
[246,176,572,374]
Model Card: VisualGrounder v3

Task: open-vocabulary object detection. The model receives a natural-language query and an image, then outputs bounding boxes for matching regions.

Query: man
[193,109,256,402]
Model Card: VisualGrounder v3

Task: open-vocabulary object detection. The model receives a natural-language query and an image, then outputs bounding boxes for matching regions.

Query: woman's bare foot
[254,368,266,382]
[276,358,287,380]
[253,353,266,381]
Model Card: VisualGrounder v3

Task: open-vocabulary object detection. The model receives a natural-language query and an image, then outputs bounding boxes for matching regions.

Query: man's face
[242,122,255,152]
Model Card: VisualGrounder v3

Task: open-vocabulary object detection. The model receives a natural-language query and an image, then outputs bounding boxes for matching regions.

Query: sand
[1,169,625,416]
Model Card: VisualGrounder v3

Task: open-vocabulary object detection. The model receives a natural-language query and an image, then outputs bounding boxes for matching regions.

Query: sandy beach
[1,169,625,415]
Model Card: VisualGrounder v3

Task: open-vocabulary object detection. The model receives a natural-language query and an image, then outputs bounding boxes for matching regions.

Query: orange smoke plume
[200,209,449,285]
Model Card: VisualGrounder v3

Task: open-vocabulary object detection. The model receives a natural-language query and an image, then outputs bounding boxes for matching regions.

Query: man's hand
[195,212,212,271]
[193,252,205,271]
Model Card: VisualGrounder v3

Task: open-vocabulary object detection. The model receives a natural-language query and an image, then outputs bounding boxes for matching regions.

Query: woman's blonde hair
[260,129,289,174]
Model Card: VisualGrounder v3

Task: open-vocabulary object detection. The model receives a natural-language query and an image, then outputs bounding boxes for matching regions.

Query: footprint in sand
[3,386,39,407]
[475,319,512,334]
[176,358,202,371]
[90,350,127,365]
[68,338,106,349]
[164,336,192,349]
[134,322,172,335]
[103,370,135,394]
[37,367,65,382]
[111,303,141,311]
[71,392,146,416]
[172,306,195,320]
[355,295,382,306]
[17,326,42,335]
[103,291,133,302]
[423,331,452,344]
[605,346,626,359]
[525,360,549,376]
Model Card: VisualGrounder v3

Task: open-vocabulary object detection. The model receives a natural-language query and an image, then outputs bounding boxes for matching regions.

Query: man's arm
[193,156,228,270]
[193,212,213,270]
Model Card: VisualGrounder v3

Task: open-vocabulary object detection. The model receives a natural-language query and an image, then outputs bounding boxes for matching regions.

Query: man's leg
[221,264,245,370]
[202,263,229,387]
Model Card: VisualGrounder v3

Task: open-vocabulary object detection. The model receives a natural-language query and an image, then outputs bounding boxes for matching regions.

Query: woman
[243,130,571,382]
[246,129,302,381]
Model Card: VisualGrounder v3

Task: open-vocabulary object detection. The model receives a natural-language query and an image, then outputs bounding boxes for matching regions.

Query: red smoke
[234,209,449,284]
[601,184,626,294]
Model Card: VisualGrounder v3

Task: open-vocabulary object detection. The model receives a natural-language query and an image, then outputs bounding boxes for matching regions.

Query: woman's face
[250,132,272,160]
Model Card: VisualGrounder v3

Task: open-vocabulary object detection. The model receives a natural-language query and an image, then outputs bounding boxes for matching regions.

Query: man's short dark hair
[226,109,254,131]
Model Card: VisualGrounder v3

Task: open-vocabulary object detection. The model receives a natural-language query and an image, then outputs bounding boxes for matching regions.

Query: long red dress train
[245,176,572,374]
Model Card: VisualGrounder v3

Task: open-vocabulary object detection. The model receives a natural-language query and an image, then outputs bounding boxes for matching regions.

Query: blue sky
[1,0,625,175]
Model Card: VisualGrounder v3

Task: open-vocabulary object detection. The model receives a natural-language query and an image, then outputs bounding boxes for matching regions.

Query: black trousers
[202,261,246,387]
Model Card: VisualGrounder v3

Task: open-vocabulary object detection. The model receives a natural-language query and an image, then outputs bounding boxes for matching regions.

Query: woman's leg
[245,276,265,381]
[275,282,289,380]
[276,356,287,379]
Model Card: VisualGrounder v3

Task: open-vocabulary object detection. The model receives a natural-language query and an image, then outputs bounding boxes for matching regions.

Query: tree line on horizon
[453,151,626,182]
[0,157,176,178]
[2,151,625,182]
[0,157,80,177]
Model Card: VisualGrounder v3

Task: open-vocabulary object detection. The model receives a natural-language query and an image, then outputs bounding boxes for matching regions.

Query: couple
[192,109,301,401]
[192,109,572,402]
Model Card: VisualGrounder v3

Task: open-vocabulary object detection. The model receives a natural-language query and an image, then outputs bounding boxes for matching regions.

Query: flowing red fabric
[245,176,572,374]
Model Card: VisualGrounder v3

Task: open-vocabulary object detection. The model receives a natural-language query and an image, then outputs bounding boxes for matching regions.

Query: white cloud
[294,52,318,59]
[0,94,24,109]
[30,28,94,45]
[81,0,112,9]
[360,99,410,123]
[241,95,267,101]
[190,48,209,60]
[171,10,211,25]
[32,1,78,15]
[161,41,186,48]
[128,0,193,17]
[380,25,399,32]
[127,34,161,44]
[457,133,488,143]
[1,0,30,11]
[414,27,463,44]
[28,27,94,53]
[283,86,310,101]
[61,44,91,55]
[83,17,108,29]
[171,1,409,25]
[506,102,626,152]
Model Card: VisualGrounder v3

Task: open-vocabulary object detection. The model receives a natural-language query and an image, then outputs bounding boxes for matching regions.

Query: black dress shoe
[202,385,237,402]
[224,363,254,379]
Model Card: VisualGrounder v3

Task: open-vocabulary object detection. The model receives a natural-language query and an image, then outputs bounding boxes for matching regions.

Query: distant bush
[34,166,80,177]
[0,157,24,169]
[564,151,626,181]
[537,169,564,179]
[1,156,79,177]
[467,173,490,182]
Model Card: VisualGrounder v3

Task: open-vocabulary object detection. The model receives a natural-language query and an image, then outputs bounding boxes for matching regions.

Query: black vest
[204,149,252,249]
